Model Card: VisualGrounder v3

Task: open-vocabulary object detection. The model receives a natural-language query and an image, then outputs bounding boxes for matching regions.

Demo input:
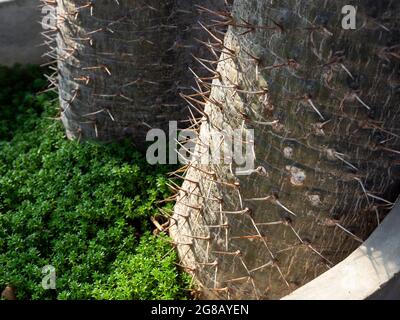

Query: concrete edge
[282,199,400,300]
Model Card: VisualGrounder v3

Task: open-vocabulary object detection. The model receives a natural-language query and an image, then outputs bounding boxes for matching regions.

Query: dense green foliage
[0,65,189,300]
[0,65,49,141]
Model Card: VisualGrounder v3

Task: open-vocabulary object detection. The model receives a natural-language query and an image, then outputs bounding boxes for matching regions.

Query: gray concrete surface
[368,272,400,300]
[283,199,400,300]
[0,0,46,66]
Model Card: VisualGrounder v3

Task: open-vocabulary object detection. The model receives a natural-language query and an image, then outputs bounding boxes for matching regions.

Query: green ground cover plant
[0,65,190,300]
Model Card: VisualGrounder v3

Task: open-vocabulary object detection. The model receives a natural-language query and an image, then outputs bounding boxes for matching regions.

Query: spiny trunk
[56,0,228,149]
[170,0,400,299]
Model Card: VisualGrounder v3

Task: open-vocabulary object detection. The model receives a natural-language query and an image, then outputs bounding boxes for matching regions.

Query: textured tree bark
[56,0,228,149]
[170,0,400,299]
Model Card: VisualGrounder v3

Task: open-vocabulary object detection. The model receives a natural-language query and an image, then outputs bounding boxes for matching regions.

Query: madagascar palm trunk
[170,0,400,299]
[56,0,227,148]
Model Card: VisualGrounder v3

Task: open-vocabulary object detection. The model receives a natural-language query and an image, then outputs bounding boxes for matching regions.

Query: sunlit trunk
[56,0,227,148]
[171,0,400,299]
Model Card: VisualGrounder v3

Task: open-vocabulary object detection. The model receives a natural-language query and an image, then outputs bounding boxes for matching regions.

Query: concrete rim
[282,198,400,300]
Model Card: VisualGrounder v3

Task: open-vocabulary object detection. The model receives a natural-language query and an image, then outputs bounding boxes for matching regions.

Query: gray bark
[56,0,229,149]
[171,0,400,299]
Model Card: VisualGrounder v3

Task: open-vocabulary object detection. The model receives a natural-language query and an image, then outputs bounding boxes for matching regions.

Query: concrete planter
[283,199,400,300]
[0,0,45,66]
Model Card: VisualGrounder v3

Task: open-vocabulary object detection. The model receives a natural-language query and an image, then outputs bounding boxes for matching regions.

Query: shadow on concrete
[0,0,46,66]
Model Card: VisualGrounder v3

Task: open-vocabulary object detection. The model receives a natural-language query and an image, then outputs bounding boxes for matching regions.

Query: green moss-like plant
[0,65,189,300]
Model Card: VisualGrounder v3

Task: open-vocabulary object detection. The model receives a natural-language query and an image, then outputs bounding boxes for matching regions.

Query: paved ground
[0,0,46,66]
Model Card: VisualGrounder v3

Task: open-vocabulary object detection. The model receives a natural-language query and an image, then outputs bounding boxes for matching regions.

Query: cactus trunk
[170,0,400,299]
[56,0,227,148]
